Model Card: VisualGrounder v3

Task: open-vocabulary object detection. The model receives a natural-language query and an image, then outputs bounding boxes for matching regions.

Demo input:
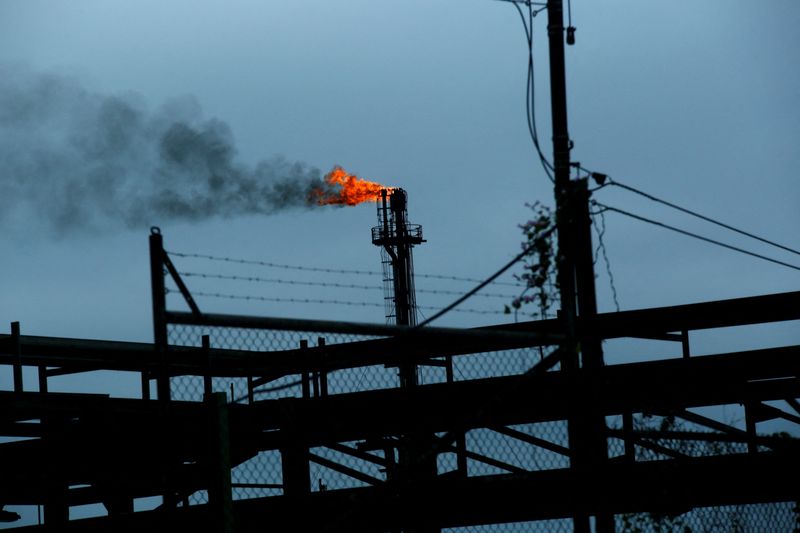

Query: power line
[591,209,620,312]
[416,228,556,327]
[510,0,554,182]
[590,173,800,259]
[418,287,518,299]
[594,202,800,273]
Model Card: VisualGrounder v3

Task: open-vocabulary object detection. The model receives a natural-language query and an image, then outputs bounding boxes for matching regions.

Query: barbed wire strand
[167,250,524,287]
[167,288,522,316]
[176,271,519,299]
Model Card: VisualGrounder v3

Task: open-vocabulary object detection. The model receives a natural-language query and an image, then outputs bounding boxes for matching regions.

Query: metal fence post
[280,401,311,514]
[300,340,311,399]
[11,322,23,393]
[203,335,212,397]
[149,227,170,402]
[207,392,234,533]
[318,337,328,397]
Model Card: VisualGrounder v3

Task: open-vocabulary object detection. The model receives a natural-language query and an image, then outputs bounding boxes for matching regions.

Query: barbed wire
[417,273,522,287]
[168,251,380,275]
[167,250,524,287]
[167,288,521,316]
[177,271,518,299]
[179,271,377,290]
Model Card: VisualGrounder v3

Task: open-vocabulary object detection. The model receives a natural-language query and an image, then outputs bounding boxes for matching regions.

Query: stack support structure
[372,188,425,387]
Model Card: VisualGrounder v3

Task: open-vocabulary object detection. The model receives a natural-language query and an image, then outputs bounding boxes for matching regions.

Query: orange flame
[312,166,393,206]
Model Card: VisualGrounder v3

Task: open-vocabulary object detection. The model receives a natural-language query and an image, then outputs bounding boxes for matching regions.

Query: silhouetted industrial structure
[2,280,800,531]
[372,188,425,380]
[1,0,799,531]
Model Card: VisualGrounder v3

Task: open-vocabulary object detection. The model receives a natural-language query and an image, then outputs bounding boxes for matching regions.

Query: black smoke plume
[0,65,331,235]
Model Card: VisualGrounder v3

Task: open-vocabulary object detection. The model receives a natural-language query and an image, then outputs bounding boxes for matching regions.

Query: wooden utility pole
[545,1,612,531]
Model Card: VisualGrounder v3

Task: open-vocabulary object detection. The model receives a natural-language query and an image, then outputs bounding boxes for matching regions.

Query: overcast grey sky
[1,0,798,348]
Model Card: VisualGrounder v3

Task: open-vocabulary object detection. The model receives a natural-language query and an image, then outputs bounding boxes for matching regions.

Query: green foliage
[505,202,558,319]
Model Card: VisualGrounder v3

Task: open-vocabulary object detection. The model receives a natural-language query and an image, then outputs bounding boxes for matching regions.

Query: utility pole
[545,1,612,531]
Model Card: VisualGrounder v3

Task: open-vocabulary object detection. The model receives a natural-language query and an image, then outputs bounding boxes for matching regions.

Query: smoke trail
[0,65,335,235]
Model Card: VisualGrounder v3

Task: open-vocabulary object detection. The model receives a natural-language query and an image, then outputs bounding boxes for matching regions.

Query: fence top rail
[0,322,562,377]
[493,290,800,338]
[164,311,564,346]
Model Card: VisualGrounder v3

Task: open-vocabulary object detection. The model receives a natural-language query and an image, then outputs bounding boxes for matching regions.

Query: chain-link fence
[618,502,798,532]
[163,321,799,531]
[609,413,799,532]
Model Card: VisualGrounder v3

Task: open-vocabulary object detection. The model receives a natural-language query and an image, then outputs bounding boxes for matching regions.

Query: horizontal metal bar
[627,333,684,342]
[244,344,800,450]
[608,429,800,450]
[489,425,571,456]
[0,331,548,383]
[498,290,800,339]
[666,409,747,436]
[231,483,283,490]
[626,436,686,459]
[165,311,563,346]
[785,398,800,416]
[325,443,389,467]
[0,421,41,438]
[308,453,385,486]
[448,446,528,474]
[6,451,799,531]
[752,402,800,425]
[592,290,800,336]
[46,365,104,377]
[4,290,796,381]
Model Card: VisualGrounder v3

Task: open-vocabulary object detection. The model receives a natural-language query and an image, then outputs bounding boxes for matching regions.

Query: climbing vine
[505,201,558,319]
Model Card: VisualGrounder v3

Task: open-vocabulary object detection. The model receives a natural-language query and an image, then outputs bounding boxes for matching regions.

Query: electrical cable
[416,228,555,327]
[583,169,800,259]
[594,202,800,273]
[511,0,554,183]
[591,209,620,311]
[567,0,573,27]
[601,177,800,259]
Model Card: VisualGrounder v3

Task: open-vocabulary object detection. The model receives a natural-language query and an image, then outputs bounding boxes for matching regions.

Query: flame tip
[310,166,394,207]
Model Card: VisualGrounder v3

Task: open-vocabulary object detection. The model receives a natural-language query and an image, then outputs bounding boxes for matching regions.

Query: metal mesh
[162,322,799,531]
[618,502,798,532]
[612,414,798,532]
[167,323,391,402]
[165,322,567,515]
